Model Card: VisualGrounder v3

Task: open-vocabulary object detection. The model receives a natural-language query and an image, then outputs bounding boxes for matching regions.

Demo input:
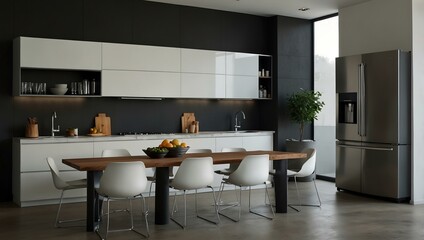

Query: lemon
[171,139,180,146]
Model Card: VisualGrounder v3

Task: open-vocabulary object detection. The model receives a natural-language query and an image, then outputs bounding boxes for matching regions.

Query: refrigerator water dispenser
[338,93,357,124]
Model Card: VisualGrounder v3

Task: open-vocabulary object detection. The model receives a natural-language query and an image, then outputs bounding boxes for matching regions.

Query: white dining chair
[215,147,246,175]
[218,154,274,222]
[46,157,86,228]
[101,149,131,157]
[169,157,220,228]
[268,148,321,211]
[96,161,149,239]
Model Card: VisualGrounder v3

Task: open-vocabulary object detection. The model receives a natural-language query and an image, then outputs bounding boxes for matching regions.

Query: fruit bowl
[165,146,190,158]
[143,148,169,159]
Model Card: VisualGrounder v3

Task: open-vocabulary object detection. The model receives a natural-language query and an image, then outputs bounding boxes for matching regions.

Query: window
[314,15,338,180]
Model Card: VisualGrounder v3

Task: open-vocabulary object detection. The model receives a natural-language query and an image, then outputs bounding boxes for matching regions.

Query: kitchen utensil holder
[25,123,39,138]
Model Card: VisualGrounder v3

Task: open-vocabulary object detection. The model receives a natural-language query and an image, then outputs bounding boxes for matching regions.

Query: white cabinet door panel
[242,136,273,151]
[181,49,226,74]
[21,142,93,172]
[226,75,258,99]
[181,73,225,98]
[102,43,180,72]
[215,137,243,152]
[20,37,101,70]
[178,137,215,151]
[102,70,181,97]
[20,171,86,201]
[226,52,259,76]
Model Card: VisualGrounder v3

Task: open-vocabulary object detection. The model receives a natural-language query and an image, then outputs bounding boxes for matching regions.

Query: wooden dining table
[63,150,306,232]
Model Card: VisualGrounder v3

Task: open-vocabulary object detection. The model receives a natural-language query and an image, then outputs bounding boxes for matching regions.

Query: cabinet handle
[338,144,394,151]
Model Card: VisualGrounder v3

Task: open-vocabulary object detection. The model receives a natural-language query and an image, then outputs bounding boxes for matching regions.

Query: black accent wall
[0,0,312,202]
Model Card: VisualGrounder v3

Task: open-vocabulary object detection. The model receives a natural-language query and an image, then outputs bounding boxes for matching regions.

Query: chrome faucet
[51,112,60,136]
[234,110,246,132]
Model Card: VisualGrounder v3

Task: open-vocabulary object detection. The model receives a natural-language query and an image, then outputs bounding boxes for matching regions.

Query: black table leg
[273,160,288,213]
[155,167,170,225]
[87,170,102,232]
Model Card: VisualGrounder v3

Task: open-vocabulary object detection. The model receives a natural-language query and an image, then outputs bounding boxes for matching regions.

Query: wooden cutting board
[181,112,195,133]
[95,113,111,136]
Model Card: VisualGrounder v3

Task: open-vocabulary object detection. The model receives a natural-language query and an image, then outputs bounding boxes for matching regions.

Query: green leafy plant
[288,89,325,141]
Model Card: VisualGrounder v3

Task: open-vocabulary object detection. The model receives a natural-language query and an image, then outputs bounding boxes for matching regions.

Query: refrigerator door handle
[359,63,366,136]
[358,64,361,136]
[338,144,394,151]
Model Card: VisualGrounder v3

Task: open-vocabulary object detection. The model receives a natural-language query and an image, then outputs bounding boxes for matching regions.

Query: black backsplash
[0,0,312,201]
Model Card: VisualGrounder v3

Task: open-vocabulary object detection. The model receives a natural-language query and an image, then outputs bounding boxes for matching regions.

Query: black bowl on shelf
[143,149,169,159]
[165,146,190,158]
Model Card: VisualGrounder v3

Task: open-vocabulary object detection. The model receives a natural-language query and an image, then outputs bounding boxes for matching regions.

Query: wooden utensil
[181,112,195,133]
[95,113,111,135]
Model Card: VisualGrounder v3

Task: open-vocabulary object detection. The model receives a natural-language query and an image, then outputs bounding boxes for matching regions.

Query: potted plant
[286,89,324,179]
[288,89,325,141]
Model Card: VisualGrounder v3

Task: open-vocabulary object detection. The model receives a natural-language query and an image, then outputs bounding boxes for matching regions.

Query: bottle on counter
[263,88,267,99]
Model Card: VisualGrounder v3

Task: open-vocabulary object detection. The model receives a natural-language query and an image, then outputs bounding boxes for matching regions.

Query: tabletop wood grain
[63,150,307,171]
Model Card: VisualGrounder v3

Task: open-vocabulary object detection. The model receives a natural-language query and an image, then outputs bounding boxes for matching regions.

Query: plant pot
[285,139,316,182]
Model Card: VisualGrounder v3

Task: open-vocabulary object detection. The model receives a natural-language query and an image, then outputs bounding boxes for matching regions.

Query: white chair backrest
[221,147,246,152]
[221,147,246,171]
[101,149,131,157]
[228,154,269,186]
[296,148,316,177]
[99,162,147,198]
[171,157,214,190]
[46,157,68,189]
[187,148,213,153]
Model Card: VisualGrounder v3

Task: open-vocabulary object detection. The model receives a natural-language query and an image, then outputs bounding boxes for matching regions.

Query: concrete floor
[1,180,423,240]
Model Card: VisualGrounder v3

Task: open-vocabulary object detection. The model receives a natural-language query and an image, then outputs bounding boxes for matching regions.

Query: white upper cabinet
[181,49,226,74]
[181,73,225,98]
[102,43,180,72]
[180,49,226,98]
[225,52,259,99]
[102,70,180,98]
[18,37,101,70]
[225,75,258,99]
[225,52,259,76]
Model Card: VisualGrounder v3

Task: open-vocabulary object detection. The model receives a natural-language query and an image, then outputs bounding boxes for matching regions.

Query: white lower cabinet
[13,141,94,207]
[20,171,87,206]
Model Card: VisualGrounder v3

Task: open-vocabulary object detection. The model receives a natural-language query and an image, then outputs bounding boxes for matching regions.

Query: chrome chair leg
[289,176,322,209]
[248,185,274,220]
[55,190,85,228]
[96,196,149,240]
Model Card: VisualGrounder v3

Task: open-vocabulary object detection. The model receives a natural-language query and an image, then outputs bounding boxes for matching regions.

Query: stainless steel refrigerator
[335,50,411,201]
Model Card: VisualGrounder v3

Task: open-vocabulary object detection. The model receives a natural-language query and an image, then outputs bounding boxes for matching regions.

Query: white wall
[339,0,412,56]
[411,0,424,204]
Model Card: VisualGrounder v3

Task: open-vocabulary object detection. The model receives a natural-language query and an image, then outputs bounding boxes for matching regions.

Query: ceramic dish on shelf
[54,84,68,89]
[50,87,68,95]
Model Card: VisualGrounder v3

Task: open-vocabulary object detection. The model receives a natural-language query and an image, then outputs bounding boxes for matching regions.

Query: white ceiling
[146,0,370,19]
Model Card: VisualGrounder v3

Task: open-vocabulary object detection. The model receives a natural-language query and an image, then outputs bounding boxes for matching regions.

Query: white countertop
[16,131,274,144]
